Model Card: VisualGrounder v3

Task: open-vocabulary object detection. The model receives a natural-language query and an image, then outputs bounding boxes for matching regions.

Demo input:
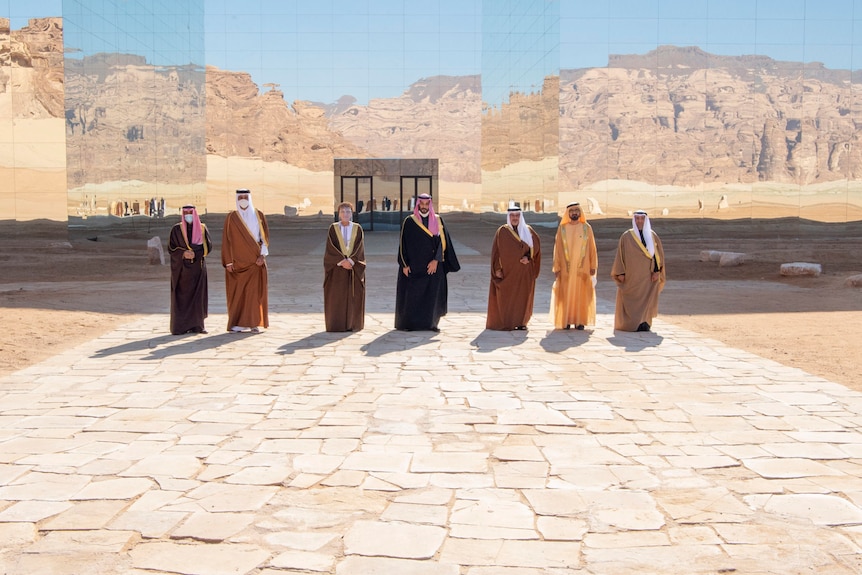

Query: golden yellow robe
[550,221,597,328]
[611,229,666,331]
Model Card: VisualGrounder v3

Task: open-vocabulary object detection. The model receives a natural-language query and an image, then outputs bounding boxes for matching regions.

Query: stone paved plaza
[2,230,862,574]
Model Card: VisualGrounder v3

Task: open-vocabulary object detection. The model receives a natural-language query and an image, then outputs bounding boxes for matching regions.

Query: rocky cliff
[2,17,64,119]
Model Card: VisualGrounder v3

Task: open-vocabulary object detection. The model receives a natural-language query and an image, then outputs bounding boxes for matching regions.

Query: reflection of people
[486,202,541,331]
[168,205,212,335]
[611,210,666,332]
[324,202,366,332]
[550,202,597,330]
[395,193,460,331]
[222,189,270,333]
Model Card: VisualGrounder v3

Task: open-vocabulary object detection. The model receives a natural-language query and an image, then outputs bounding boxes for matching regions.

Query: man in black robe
[395,193,459,331]
[168,205,212,334]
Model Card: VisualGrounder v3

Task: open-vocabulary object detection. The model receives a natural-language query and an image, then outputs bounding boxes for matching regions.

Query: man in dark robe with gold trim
[486,202,541,330]
[611,210,666,331]
[222,189,270,333]
[395,193,460,331]
[324,202,366,332]
[168,205,212,334]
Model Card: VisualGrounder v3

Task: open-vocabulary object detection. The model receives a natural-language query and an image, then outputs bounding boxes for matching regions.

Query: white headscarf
[236,189,268,256]
[632,210,655,257]
[507,209,533,248]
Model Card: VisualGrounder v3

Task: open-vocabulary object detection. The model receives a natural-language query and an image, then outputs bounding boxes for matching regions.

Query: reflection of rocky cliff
[329,75,483,182]
[560,45,862,189]
[1,17,64,118]
[205,67,365,172]
[65,53,206,188]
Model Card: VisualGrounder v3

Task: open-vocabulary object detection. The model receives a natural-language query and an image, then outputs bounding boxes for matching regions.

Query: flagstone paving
[1,231,862,574]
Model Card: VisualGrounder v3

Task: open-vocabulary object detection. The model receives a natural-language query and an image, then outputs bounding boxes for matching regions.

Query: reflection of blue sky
[10,0,862,105]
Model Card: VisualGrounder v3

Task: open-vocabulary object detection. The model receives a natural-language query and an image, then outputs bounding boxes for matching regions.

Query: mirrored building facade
[2,0,861,235]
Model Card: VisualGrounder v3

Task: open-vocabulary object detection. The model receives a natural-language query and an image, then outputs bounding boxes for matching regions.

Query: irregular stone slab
[108,509,187,539]
[40,500,128,530]
[265,530,340,551]
[25,530,136,553]
[763,494,862,525]
[0,500,72,522]
[743,458,845,479]
[130,541,269,575]
[177,484,280,512]
[171,512,255,542]
[780,262,821,277]
[381,502,448,525]
[537,516,588,541]
[411,453,488,473]
[72,477,153,500]
[0,472,91,501]
[121,454,203,480]
[336,555,459,575]
[271,549,334,572]
[0,522,37,545]
[343,520,446,559]
[498,407,576,426]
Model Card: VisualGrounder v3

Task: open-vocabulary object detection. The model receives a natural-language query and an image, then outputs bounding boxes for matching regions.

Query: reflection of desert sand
[0,167,66,221]
[66,180,205,219]
[207,155,483,215]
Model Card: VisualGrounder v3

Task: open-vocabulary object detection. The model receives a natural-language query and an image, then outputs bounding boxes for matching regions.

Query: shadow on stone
[607,332,664,351]
[277,331,354,355]
[469,329,528,353]
[539,330,590,353]
[360,330,437,356]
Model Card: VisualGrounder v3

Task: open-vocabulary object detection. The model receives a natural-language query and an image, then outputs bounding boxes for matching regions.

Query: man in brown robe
[550,202,597,330]
[486,203,541,330]
[222,189,270,333]
[324,202,366,332]
[611,210,666,331]
[168,205,212,335]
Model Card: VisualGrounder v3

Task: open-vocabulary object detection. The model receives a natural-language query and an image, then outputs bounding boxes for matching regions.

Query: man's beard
[419,209,429,216]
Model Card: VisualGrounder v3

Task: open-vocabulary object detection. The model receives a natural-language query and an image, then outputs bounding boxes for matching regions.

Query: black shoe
[563,325,571,330]
[514,325,527,331]
[636,322,650,332]
[575,324,584,330]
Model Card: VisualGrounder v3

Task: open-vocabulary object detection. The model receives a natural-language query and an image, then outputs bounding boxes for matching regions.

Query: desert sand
[1,215,861,392]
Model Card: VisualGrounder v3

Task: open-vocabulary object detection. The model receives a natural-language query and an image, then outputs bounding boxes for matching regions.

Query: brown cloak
[610,229,666,331]
[486,224,541,330]
[323,222,366,332]
[221,209,270,330]
[550,221,598,328]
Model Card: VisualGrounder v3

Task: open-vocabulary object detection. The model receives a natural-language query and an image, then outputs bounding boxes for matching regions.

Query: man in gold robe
[222,189,270,333]
[486,203,541,330]
[324,202,366,332]
[550,202,597,330]
[611,210,666,331]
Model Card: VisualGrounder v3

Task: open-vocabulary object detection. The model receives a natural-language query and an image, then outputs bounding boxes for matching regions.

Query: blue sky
[9,0,862,105]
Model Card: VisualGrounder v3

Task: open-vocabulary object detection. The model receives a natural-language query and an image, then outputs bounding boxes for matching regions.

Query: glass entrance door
[400,176,432,219]
[340,176,374,230]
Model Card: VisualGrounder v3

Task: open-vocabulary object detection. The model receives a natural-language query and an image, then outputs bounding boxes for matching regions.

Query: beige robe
[610,229,666,331]
[221,210,269,330]
[550,221,597,328]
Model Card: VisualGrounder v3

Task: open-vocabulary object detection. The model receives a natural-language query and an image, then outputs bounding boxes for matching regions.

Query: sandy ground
[1,215,861,391]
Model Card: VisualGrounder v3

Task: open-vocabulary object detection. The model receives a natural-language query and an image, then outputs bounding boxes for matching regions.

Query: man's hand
[519,256,529,265]
[651,271,660,282]
[402,266,411,277]
[427,260,438,274]
[256,256,265,266]
[615,274,625,283]
[495,269,503,279]
[183,250,194,261]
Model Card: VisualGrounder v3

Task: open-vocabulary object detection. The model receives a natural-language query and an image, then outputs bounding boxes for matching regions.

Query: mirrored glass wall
[3,0,862,230]
[63,0,206,229]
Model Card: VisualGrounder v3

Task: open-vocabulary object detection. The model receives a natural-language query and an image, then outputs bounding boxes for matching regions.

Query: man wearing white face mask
[168,205,213,334]
[222,189,270,333]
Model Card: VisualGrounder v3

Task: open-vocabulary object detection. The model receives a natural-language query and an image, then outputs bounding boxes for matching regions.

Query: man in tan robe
[222,189,270,332]
[486,203,541,330]
[611,210,666,331]
[324,202,366,332]
[550,202,597,330]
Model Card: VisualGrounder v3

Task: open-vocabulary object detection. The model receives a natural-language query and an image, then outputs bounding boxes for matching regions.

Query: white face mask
[238,199,250,210]
[184,214,194,224]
